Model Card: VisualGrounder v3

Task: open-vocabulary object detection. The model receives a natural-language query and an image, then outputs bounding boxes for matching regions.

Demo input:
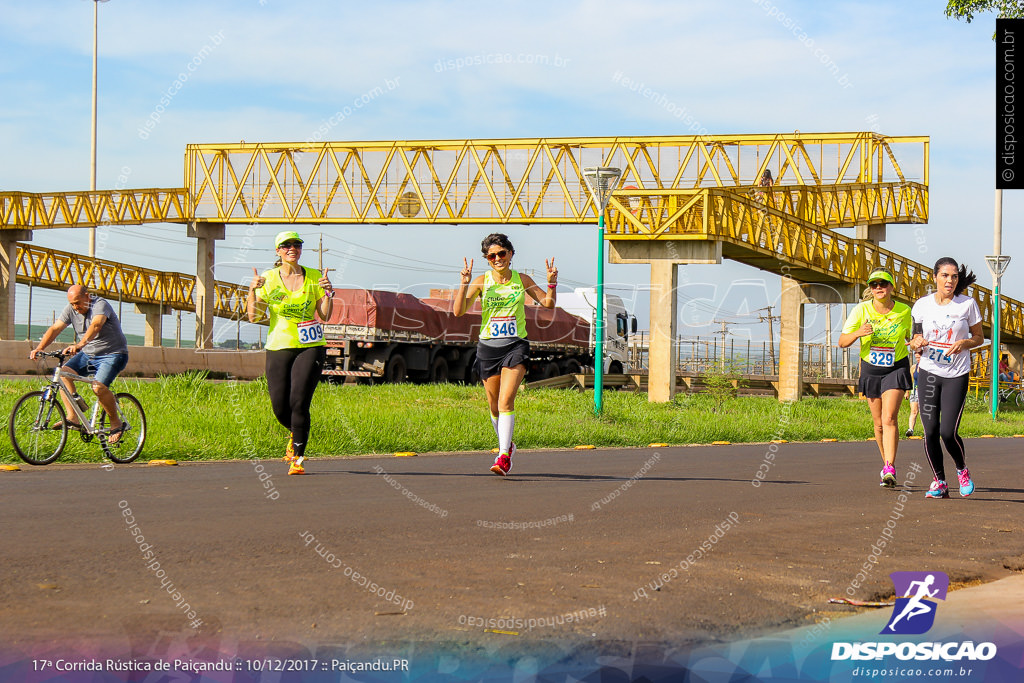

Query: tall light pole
[985,189,1011,421]
[583,166,622,415]
[89,0,110,258]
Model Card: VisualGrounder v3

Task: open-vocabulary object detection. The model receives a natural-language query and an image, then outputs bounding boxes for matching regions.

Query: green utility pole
[583,167,622,415]
[986,250,1011,420]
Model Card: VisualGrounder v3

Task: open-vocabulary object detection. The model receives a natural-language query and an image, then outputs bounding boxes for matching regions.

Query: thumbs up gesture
[250,267,265,291]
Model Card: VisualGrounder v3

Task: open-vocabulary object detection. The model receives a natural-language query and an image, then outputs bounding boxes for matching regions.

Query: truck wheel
[430,356,449,383]
[562,358,583,375]
[385,354,408,383]
[608,361,624,374]
[542,362,560,379]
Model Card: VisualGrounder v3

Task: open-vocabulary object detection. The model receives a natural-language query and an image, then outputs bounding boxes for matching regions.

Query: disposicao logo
[883,571,948,635]
[831,571,997,663]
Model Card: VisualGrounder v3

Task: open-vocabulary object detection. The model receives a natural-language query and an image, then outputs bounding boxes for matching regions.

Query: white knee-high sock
[498,411,515,455]
[490,413,499,440]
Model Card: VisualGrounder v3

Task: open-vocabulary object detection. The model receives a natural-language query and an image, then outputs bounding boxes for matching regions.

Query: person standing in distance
[30,284,129,442]
[454,233,557,476]
[905,351,922,437]
[248,231,334,475]
[838,267,913,487]
[910,257,983,499]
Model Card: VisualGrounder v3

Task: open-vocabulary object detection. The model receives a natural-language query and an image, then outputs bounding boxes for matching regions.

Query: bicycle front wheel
[9,390,68,465]
[1016,390,1024,408]
[100,392,147,463]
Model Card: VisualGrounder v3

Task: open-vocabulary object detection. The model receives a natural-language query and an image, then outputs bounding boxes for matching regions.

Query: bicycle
[982,380,1024,408]
[8,351,147,465]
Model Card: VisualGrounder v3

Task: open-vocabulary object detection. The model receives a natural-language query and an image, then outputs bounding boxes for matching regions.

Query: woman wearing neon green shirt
[455,233,557,476]
[838,267,913,488]
[247,231,334,476]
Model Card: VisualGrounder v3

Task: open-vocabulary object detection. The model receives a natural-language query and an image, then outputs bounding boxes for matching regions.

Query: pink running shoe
[957,468,975,497]
[879,463,897,488]
[925,479,949,499]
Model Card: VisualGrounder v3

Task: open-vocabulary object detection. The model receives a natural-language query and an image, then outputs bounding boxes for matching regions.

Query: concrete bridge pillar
[778,280,858,402]
[134,303,164,347]
[648,260,679,402]
[188,222,225,349]
[855,224,887,243]
[0,230,32,341]
[609,240,722,402]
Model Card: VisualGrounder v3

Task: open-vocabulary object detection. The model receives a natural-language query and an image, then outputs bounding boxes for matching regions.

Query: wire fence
[627,332,857,379]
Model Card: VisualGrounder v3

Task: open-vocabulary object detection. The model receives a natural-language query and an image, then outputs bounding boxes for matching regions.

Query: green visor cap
[274,231,303,248]
[866,269,894,286]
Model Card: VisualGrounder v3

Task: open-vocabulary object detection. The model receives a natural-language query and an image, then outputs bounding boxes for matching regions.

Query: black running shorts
[475,338,530,381]
[857,357,912,399]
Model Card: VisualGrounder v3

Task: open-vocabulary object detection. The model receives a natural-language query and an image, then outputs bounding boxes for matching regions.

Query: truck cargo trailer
[320,288,636,383]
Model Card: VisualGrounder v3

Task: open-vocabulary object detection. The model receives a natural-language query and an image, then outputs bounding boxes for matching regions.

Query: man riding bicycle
[29,284,129,442]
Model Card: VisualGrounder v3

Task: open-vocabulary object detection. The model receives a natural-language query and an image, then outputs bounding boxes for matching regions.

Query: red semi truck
[320,288,635,383]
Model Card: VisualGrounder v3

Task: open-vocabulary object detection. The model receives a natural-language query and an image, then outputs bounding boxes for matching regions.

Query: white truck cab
[556,288,637,374]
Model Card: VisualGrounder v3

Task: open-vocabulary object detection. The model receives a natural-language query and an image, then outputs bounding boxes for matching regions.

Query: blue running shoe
[925,480,949,499]
[957,468,975,497]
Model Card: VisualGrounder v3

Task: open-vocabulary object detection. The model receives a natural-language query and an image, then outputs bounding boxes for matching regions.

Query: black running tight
[916,368,969,482]
[265,346,325,459]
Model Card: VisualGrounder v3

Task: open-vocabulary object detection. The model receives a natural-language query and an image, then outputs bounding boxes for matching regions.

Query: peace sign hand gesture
[545,257,558,284]
[460,257,474,285]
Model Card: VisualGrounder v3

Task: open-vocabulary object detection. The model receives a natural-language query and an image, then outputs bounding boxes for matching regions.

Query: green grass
[1,376,1022,464]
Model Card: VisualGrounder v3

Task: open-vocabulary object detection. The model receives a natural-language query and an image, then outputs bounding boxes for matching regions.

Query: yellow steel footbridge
[0,132,1017,398]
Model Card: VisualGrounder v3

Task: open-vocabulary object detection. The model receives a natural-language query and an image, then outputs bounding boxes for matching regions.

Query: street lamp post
[986,187,1012,421]
[985,253,1011,420]
[582,166,622,415]
[89,0,110,259]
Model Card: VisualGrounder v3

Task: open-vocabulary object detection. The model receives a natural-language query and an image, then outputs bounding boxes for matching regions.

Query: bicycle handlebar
[34,350,71,361]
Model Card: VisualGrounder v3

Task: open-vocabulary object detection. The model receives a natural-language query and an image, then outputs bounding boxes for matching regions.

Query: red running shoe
[490,445,514,476]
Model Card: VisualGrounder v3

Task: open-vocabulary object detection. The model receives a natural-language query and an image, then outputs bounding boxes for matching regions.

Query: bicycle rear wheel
[99,392,147,463]
[1016,390,1024,408]
[8,390,68,465]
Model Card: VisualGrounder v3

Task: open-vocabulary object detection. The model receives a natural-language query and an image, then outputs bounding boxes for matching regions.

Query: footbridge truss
[604,183,1022,341]
[14,242,249,322]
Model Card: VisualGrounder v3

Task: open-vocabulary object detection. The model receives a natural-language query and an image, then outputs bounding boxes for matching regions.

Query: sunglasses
[485,250,509,261]
[278,241,303,249]
[868,280,890,289]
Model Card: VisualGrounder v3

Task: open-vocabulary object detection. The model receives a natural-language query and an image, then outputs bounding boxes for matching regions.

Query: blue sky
[0,0,1017,347]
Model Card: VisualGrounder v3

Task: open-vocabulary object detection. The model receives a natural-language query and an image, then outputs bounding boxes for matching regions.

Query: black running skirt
[475,338,530,381]
[857,357,912,399]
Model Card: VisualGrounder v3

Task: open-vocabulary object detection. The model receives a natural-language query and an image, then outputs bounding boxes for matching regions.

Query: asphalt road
[2,438,1022,660]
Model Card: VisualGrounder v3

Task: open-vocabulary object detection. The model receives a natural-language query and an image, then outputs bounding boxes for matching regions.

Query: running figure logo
[882,571,949,635]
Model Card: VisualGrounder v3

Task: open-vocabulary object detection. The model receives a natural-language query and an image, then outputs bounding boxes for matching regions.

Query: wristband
[547,283,557,289]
